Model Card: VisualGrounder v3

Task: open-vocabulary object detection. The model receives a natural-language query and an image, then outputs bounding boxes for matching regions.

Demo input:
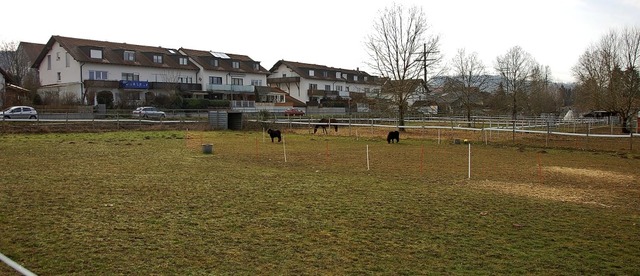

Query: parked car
[284,108,305,116]
[132,106,166,119]
[0,106,38,119]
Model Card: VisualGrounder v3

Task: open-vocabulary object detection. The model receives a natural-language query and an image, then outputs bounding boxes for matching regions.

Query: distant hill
[431,75,574,93]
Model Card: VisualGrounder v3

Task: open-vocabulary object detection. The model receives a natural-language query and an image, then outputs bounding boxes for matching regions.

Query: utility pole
[415,43,438,93]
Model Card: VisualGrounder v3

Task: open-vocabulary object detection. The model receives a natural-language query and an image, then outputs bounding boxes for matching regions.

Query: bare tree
[573,26,640,133]
[494,46,535,119]
[528,64,560,115]
[449,48,489,125]
[365,3,441,130]
[0,41,31,86]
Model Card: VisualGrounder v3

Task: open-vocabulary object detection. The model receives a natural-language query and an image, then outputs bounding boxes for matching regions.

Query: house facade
[178,48,273,109]
[33,36,201,107]
[1,67,31,107]
[267,60,381,108]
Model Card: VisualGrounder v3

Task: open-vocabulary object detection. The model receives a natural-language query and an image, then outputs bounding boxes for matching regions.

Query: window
[253,63,260,70]
[179,57,188,65]
[90,49,102,59]
[122,73,139,81]
[232,61,239,69]
[364,76,368,81]
[251,79,262,86]
[282,73,287,77]
[65,53,70,67]
[89,71,108,80]
[309,70,314,76]
[179,76,193,83]
[324,85,330,91]
[209,76,222,84]
[56,52,60,60]
[323,71,328,77]
[346,86,350,92]
[309,83,317,90]
[211,59,219,67]
[124,51,135,61]
[47,55,51,70]
[354,75,358,81]
[231,78,243,85]
[336,72,341,78]
[153,55,163,63]
[336,85,342,91]
[57,72,61,81]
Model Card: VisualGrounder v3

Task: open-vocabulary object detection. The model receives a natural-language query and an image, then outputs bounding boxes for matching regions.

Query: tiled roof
[179,48,269,75]
[0,67,15,84]
[18,42,45,66]
[382,79,425,91]
[33,36,199,71]
[269,60,379,85]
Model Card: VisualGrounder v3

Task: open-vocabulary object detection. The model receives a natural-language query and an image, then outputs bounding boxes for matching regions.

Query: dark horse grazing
[267,128,282,142]
[314,118,338,134]
[387,131,400,143]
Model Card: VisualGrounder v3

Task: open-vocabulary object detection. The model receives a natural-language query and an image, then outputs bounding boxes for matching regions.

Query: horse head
[315,118,338,134]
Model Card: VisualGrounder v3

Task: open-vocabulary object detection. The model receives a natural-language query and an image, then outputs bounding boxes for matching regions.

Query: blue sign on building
[119,80,149,89]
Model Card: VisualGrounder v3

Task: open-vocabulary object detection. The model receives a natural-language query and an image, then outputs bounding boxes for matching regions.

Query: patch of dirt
[544,166,635,184]
[471,166,639,208]
[471,179,620,208]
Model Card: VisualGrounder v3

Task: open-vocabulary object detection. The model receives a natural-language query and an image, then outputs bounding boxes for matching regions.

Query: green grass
[1,130,639,275]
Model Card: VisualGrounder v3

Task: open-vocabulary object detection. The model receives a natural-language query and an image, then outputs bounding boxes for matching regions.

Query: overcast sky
[2,0,639,83]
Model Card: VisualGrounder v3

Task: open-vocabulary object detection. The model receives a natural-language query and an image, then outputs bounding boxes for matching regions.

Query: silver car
[132,106,166,119]
[1,106,38,119]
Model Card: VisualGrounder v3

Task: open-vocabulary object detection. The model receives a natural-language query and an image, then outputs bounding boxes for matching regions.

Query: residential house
[1,67,31,107]
[267,60,380,110]
[32,35,200,107]
[18,41,45,89]
[374,78,428,113]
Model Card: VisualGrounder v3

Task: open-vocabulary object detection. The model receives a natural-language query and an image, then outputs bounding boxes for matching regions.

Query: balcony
[83,80,119,88]
[308,89,339,98]
[83,80,202,92]
[267,76,300,84]
[231,100,255,108]
[151,82,202,92]
[207,84,255,93]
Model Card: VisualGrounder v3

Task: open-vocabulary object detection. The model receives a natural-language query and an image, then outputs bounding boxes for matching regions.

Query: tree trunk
[398,103,406,132]
[621,114,631,133]
[466,105,472,127]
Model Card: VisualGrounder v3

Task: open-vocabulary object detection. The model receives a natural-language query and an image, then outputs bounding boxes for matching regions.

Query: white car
[132,106,166,119]
[1,106,38,119]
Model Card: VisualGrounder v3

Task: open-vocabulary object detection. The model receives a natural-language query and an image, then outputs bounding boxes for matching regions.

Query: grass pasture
[1,129,639,275]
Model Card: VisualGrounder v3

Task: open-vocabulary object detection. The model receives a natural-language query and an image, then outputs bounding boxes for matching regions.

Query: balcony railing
[231,100,255,108]
[308,89,339,97]
[151,82,202,92]
[83,80,201,92]
[83,80,119,88]
[207,84,255,93]
[266,76,300,83]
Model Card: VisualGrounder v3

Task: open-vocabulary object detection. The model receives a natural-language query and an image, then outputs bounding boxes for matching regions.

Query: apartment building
[267,60,381,107]
[32,35,270,108]
[178,48,274,109]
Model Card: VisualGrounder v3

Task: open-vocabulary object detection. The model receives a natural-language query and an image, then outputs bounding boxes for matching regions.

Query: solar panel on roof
[210,51,230,59]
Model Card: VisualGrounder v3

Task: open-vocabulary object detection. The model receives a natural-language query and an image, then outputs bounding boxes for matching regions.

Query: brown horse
[314,118,338,134]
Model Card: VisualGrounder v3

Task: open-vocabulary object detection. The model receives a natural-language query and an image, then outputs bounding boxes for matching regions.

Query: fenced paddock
[263,115,640,153]
[1,129,639,274]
